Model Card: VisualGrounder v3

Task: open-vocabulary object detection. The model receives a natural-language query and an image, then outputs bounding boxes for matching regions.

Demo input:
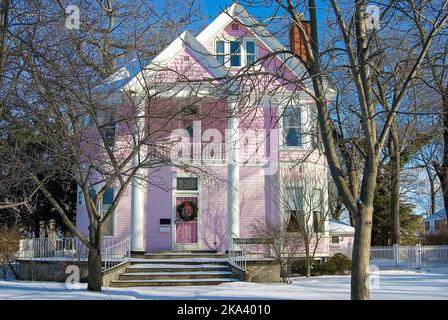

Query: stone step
[132,253,228,260]
[127,263,230,273]
[119,271,234,280]
[130,258,229,265]
[109,278,238,287]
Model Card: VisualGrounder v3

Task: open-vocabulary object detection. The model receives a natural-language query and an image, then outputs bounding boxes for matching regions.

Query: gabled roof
[329,219,355,235]
[124,31,231,93]
[196,3,310,87]
[96,3,321,97]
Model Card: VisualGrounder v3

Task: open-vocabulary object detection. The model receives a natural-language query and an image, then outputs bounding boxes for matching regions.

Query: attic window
[231,23,239,31]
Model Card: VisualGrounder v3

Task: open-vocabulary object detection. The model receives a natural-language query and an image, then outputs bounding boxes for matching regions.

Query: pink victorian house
[76,3,333,257]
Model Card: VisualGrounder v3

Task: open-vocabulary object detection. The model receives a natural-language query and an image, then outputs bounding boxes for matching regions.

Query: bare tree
[268,163,329,277]
[227,0,448,299]
[0,0,209,291]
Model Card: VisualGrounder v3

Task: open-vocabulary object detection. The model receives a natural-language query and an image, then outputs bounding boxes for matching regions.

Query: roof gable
[196,3,309,86]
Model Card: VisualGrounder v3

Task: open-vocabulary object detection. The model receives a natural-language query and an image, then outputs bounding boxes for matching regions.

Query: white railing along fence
[17,237,131,272]
[370,244,448,269]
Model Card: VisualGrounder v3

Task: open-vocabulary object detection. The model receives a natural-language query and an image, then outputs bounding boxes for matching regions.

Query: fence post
[393,244,399,268]
[416,244,422,269]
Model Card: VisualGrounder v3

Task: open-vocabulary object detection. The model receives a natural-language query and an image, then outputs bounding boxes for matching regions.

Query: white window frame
[214,37,257,69]
[280,105,305,149]
[243,38,257,66]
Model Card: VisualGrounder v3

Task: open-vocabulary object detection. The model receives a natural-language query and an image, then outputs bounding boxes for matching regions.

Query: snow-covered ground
[1,268,447,300]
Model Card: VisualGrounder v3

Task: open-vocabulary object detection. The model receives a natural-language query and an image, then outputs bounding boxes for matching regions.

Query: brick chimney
[289,20,311,64]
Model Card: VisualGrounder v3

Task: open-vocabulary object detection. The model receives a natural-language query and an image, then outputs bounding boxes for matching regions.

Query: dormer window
[216,40,225,65]
[246,41,255,65]
[215,39,256,67]
[230,41,241,67]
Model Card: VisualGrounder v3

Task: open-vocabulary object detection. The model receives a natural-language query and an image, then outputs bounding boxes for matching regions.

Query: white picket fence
[370,244,448,269]
[17,237,130,272]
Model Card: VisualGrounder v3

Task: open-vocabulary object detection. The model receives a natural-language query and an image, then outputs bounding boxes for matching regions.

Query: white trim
[125,31,234,94]
[172,173,201,250]
[196,3,312,89]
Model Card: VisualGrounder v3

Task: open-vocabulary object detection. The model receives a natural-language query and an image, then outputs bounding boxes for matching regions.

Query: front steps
[109,250,239,287]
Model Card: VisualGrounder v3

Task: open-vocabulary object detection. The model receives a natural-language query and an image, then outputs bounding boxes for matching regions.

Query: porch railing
[102,237,131,272]
[228,239,247,271]
[228,238,274,271]
[17,236,131,271]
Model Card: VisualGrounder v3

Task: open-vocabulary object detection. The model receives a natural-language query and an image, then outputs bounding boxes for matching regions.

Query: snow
[1,268,448,300]
[329,219,355,235]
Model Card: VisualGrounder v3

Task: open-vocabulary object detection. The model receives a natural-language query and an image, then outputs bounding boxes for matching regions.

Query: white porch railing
[18,237,88,261]
[17,237,131,272]
[228,239,247,271]
[228,238,275,271]
[102,237,131,272]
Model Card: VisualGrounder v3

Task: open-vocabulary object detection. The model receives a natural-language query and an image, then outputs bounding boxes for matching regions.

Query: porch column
[130,159,145,254]
[130,93,146,254]
[227,98,240,250]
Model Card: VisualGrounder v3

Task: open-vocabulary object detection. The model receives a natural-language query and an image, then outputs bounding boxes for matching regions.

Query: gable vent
[231,23,239,31]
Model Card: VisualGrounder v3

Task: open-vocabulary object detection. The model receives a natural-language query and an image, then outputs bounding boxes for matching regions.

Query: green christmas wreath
[176,201,198,222]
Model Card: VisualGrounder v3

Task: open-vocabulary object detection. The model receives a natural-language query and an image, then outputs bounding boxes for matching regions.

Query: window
[312,189,325,233]
[425,221,430,231]
[283,106,302,147]
[78,190,83,206]
[435,220,443,231]
[230,41,241,67]
[102,188,114,237]
[181,104,200,116]
[285,187,304,232]
[103,116,116,148]
[186,124,193,138]
[310,107,320,150]
[88,187,96,201]
[246,41,255,65]
[286,210,303,232]
[331,236,340,244]
[84,114,94,127]
[216,40,225,65]
[177,177,198,191]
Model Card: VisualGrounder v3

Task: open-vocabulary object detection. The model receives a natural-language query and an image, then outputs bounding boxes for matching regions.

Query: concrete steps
[109,251,238,287]
[131,253,228,260]
[110,278,237,287]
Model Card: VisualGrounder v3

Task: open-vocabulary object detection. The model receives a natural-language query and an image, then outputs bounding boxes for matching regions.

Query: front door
[174,196,199,248]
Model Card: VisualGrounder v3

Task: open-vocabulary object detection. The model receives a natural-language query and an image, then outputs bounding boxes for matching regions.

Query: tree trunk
[427,169,436,215]
[351,205,374,300]
[437,89,448,225]
[87,227,102,291]
[389,122,401,244]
